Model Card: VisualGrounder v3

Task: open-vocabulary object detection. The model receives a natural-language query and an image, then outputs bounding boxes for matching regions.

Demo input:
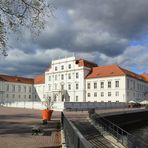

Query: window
[115,91,119,96]
[6,85,9,91]
[87,83,90,89]
[48,84,51,91]
[24,86,26,92]
[76,83,79,90]
[61,65,64,70]
[133,81,135,90]
[29,86,31,93]
[88,93,91,97]
[101,92,104,97]
[62,95,64,102]
[127,79,129,89]
[68,64,71,69]
[76,96,78,102]
[127,92,129,96]
[12,85,15,92]
[68,73,71,79]
[137,83,139,90]
[68,84,71,90]
[6,94,9,98]
[108,92,111,96]
[76,72,79,79]
[54,75,57,80]
[48,76,51,81]
[61,84,64,90]
[55,66,57,71]
[101,82,104,88]
[12,94,15,98]
[130,80,133,90]
[29,95,31,99]
[68,96,70,102]
[61,74,64,80]
[115,81,119,88]
[94,92,97,97]
[55,84,57,90]
[18,94,20,99]
[94,82,97,89]
[24,95,26,99]
[108,81,111,88]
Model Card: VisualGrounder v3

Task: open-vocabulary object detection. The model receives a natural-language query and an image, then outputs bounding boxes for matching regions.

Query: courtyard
[0,107,61,148]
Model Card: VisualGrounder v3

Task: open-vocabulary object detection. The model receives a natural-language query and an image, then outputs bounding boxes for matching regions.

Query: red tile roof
[86,64,124,79]
[86,64,148,82]
[140,73,148,82]
[34,75,45,84]
[0,74,34,84]
[120,67,144,81]
[76,59,98,68]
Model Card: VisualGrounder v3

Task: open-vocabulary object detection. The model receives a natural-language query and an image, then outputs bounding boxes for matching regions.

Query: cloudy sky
[0,0,148,77]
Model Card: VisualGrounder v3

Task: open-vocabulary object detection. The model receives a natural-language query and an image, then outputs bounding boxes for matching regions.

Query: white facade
[0,56,148,105]
[0,81,33,104]
[86,76,126,102]
[34,84,45,102]
[86,76,148,102]
[126,76,148,102]
[43,57,148,103]
[44,57,91,102]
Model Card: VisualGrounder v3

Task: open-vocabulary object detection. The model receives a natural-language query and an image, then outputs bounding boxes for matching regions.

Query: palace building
[0,56,148,104]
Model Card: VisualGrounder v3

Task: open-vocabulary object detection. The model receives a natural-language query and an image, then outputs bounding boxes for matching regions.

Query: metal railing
[61,112,93,148]
[90,113,148,148]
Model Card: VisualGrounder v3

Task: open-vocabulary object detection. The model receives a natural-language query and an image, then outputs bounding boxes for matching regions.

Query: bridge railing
[90,113,148,148]
[61,112,93,148]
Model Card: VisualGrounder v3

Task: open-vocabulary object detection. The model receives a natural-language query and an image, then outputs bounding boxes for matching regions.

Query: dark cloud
[1,0,148,76]
[8,0,148,55]
[32,0,148,56]
[56,0,148,38]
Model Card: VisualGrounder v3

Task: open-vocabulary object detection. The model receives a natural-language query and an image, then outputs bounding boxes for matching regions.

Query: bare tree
[0,0,55,56]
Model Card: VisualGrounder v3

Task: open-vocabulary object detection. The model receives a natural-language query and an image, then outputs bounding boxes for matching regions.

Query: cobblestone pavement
[0,107,61,148]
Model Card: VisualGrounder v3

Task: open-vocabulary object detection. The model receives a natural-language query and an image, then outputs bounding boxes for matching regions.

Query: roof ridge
[95,63,119,67]
[118,67,146,81]
[0,74,33,80]
[119,67,140,76]
[0,74,34,84]
[93,64,125,74]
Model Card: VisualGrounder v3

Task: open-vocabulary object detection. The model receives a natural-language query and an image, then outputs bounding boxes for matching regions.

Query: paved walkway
[0,107,144,148]
[0,107,61,148]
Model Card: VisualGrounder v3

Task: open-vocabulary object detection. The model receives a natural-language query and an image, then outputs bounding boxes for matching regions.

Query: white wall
[2,101,127,111]
[126,76,148,102]
[3,101,64,111]
[86,76,126,102]
[1,81,33,103]
[34,84,45,101]
[44,56,91,103]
